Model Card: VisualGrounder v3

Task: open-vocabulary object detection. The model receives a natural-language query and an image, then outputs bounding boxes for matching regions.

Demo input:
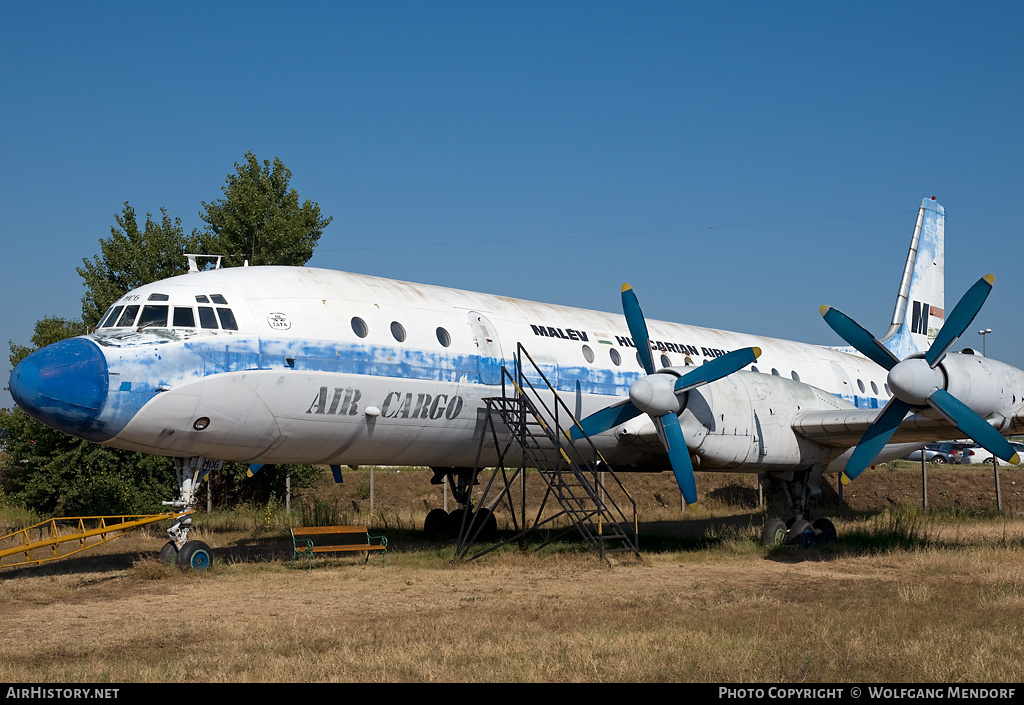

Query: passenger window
[211,294,228,305]
[173,307,196,327]
[609,348,621,366]
[137,305,169,328]
[660,354,671,368]
[100,305,124,328]
[116,305,140,327]
[791,371,801,382]
[583,345,595,363]
[857,379,866,393]
[391,321,406,342]
[198,307,219,329]
[771,368,780,376]
[436,327,451,347]
[871,381,879,395]
[351,317,368,338]
[217,308,238,331]
[751,366,759,373]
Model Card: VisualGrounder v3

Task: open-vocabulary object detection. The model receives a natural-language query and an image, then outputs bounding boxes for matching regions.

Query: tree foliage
[4,153,331,515]
[199,151,332,268]
[76,203,202,327]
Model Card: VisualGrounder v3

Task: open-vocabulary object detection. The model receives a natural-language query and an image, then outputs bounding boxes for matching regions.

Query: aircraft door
[468,312,505,385]
[829,361,853,402]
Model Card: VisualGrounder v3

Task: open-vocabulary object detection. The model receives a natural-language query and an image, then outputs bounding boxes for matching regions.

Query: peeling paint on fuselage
[81,266,891,467]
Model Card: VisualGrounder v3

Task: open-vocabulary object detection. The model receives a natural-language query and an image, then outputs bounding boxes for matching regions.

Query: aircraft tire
[475,508,498,539]
[813,518,837,545]
[178,540,213,570]
[158,541,179,565]
[761,518,787,546]
[446,508,467,538]
[424,508,449,539]
[789,519,815,549]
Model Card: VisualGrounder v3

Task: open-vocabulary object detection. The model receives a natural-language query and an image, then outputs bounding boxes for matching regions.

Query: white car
[961,442,1024,464]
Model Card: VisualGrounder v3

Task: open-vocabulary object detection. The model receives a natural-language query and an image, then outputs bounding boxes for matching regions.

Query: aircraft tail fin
[878,198,945,358]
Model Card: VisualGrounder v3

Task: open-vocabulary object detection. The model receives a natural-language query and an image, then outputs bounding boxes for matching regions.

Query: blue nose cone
[9,337,111,441]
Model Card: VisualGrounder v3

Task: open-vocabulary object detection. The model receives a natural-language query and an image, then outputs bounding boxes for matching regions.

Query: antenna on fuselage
[185,254,225,273]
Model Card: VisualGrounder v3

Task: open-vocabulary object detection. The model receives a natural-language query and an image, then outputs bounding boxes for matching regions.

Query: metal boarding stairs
[454,343,639,562]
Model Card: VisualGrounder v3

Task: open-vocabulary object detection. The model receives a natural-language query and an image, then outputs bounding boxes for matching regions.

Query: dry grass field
[2,464,1024,683]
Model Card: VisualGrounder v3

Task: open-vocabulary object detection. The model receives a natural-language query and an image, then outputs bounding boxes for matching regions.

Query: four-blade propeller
[570,284,761,507]
[821,273,1019,485]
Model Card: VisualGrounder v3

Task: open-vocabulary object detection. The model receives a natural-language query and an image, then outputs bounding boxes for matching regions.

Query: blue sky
[3,1,1023,409]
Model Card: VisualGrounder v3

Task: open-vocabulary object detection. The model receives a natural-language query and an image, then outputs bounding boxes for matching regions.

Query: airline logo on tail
[882,198,945,359]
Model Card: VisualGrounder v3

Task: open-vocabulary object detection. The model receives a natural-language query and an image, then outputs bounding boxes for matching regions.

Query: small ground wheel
[158,541,179,565]
[178,540,213,570]
[813,518,837,545]
[761,517,787,546]
[788,519,815,549]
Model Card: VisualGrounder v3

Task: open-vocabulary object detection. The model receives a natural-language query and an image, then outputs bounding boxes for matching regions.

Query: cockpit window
[216,308,238,330]
[210,294,228,305]
[196,295,210,303]
[198,307,219,329]
[137,305,168,328]
[173,307,196,327]
[147,293,169,301]
[100,305,124,328]
[116,305,140,327]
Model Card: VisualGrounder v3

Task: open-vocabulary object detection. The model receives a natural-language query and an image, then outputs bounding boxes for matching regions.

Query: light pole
[979,328,992,356]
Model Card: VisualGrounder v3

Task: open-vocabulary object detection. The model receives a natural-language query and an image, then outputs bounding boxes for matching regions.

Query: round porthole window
[660,354,671,369]
[193,417,210,431]
[391,321,406,342]
[582,345,595,363]
[436,327,451,347]
[351,317,368,338]
[610,348,621,366]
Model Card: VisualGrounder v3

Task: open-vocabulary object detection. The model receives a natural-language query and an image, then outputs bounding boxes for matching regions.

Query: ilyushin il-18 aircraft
[9,197,1024,566]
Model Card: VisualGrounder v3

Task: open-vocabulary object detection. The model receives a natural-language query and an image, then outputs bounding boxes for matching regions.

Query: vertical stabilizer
[879,198,945,358]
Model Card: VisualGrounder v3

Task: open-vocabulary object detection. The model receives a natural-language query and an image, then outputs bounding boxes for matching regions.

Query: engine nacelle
[939,352,1020,418]
[677,370,851,471]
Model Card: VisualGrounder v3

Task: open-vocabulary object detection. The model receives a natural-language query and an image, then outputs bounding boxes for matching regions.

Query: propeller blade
[621,284,655,375]
[675,347,762,392]
[569,398,643,441]
[926,388,1021,464]
[925,274,994,367]
[658,411,698,506]
[820,305,900,371]
[840,397,913,485]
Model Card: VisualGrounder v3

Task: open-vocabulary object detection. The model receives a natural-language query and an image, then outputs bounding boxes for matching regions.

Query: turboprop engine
[821,274,1021,484]
[570,284,760,507]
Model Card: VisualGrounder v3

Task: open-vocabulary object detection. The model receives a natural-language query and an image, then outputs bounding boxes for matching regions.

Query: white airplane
[9,198,1023,564]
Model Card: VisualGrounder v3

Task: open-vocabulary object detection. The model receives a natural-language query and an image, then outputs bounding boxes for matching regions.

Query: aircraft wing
[791,407,985,448]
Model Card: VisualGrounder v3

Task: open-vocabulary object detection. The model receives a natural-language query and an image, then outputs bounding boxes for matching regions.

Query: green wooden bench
[290,525,388,570]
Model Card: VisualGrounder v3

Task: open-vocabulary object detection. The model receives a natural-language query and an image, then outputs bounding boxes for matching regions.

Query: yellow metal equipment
[0,512,189,569]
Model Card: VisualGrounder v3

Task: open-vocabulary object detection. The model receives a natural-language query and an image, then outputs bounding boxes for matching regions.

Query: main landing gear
[761,467,838,549]
[424,468,498,541]
[158,457,215,570]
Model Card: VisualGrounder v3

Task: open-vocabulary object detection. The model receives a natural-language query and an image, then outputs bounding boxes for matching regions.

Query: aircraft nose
[9,337,111,440]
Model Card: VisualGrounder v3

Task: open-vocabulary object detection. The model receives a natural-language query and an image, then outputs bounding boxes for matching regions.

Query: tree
[199,151,332,268]
[76,203,201,327]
